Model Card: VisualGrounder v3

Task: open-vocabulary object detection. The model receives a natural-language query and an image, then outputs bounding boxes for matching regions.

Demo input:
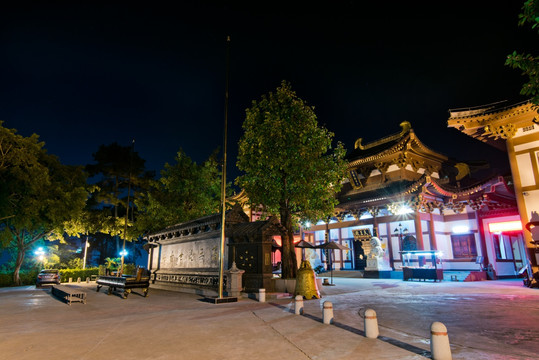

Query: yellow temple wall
[507,124,539,264]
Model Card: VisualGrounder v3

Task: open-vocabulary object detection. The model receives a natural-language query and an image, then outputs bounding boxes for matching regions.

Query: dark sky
[1,1,536,183]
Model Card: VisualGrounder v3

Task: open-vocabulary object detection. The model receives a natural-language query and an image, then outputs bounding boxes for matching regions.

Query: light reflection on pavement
[311,277,539,359]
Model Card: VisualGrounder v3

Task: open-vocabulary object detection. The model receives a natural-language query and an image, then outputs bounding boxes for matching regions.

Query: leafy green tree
[506,0,539,105]
[0,122,88,284]
[86,142,153,253]
[136,149,223,234]
[236,81,347,279]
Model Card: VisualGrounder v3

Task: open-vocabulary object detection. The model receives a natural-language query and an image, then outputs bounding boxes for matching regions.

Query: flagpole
[218,35,231,299]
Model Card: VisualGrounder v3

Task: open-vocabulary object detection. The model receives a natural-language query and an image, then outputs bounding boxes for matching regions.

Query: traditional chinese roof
[226,216,286,241]
[447,100,538,150]
[336,119,517,216]
[144,203,249,243]
[341,121,453,199]
[338,180,417,209]
[347,121,447,167]
[336,172,516,216]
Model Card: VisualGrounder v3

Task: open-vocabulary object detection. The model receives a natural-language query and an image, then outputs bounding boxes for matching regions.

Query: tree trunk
[13,245,25,286]
[280,208,298,279]
[10,229,50,286]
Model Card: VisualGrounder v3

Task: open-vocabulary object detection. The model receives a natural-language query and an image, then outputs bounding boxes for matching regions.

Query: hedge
[0,264,137,287]
[0,270,39,287]
[59,268,99,283]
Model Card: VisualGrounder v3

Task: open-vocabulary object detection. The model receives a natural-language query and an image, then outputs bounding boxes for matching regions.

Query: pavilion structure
[306,121,522,278]
[448,100,539,271]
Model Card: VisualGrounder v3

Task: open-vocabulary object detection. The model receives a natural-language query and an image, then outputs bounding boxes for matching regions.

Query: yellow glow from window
[397,205,413,215]
[488,221,522,233]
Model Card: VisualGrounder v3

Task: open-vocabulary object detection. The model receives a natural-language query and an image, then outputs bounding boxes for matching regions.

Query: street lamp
[34,247,46,268]
[82,237,90,270]
[394,223,408,251]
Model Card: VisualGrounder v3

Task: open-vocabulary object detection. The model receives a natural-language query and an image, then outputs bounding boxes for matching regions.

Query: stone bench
[96,268,150,299]
[52,285,87,305]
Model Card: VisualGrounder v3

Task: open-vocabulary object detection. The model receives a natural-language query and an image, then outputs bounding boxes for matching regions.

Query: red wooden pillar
[414,212,424,250]
[429,212,437,250]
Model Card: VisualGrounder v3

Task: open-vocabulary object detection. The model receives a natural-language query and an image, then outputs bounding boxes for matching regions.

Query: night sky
[1,1,536,183]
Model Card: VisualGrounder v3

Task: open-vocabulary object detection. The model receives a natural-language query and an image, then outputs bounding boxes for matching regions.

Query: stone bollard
[295,295,304,315]
[86,277,90,283]
[69,277,72,283]
[77,277,81,283]
[431,322,452,360]
[259,288,266,303]
[323,301,333,324]
[364,308,379,338]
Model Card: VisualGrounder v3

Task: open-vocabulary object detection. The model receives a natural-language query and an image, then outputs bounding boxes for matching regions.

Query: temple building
[447,100,539,271]
[304,121,523,279]
[146,113,533,286]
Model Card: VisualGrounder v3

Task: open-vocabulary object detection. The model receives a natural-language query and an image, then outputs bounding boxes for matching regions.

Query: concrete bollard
[69,277,72,283]
[431,322,452,360]
[323,301,334,324]
[86,277,90,283]
[77,277,81,283]
[259,288,266,303]
[295,295,304,315]
[364,308,379,338]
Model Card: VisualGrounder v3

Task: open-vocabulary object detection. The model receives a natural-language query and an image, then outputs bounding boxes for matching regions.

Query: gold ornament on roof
[354,121,412,150]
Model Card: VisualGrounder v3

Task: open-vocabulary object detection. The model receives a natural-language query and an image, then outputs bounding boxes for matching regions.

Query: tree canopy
[0,122,88,284]
[85,142,154,255]
[506,0,539,105]
[236,81,347,278]
[135,148,223,234]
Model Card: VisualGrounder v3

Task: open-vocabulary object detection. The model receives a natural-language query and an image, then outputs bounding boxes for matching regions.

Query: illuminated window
[493,234,523,261]
[450,234,477,258]
[488,221,522,233]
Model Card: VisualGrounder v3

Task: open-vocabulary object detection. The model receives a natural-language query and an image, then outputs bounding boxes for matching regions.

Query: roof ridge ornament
[354,121,412,150]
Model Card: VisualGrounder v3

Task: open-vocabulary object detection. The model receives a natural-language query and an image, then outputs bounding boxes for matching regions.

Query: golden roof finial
[354,121,412,150]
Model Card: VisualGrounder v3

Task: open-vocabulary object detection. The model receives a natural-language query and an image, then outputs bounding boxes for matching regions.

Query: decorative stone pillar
[225,261,245,297]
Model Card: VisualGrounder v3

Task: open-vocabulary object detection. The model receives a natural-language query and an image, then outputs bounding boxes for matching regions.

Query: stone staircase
[443,271,472,282]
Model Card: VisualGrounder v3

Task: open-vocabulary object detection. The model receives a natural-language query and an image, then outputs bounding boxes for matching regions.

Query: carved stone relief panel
[160,237,220,269]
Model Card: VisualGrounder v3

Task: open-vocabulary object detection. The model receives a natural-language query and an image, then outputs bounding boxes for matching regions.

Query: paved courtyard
[0,277,538,359]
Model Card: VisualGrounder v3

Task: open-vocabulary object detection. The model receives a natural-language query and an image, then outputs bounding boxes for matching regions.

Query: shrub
[0,269,40,287]
[123,263,136,275]
[59,268,99,283]
[0,273,12,287]
[98,265,107,276]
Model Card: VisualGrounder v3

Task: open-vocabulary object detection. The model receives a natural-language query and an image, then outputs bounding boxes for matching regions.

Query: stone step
[443,271,471,282]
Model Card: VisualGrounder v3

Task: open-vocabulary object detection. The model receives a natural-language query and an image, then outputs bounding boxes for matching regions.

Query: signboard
[353,229,372,240]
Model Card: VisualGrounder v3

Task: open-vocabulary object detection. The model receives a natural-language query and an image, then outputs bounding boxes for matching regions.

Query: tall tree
[86,142,153,253]
[136,149,222,234]
[506,0,539,105]
[236,81,347,279]
[0,122,88,284]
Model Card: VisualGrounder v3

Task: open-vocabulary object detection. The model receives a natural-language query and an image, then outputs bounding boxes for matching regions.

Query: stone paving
[0,277,537,360]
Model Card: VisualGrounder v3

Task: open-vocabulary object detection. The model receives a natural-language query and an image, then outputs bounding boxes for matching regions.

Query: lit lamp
[394,223,408,250]
[34,247,46,268]
[82,238,90,270]
[118,249,128,277]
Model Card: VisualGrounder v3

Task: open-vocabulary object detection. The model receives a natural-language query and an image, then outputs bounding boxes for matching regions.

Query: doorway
[353,239,366,270]
[493,232,526,271]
